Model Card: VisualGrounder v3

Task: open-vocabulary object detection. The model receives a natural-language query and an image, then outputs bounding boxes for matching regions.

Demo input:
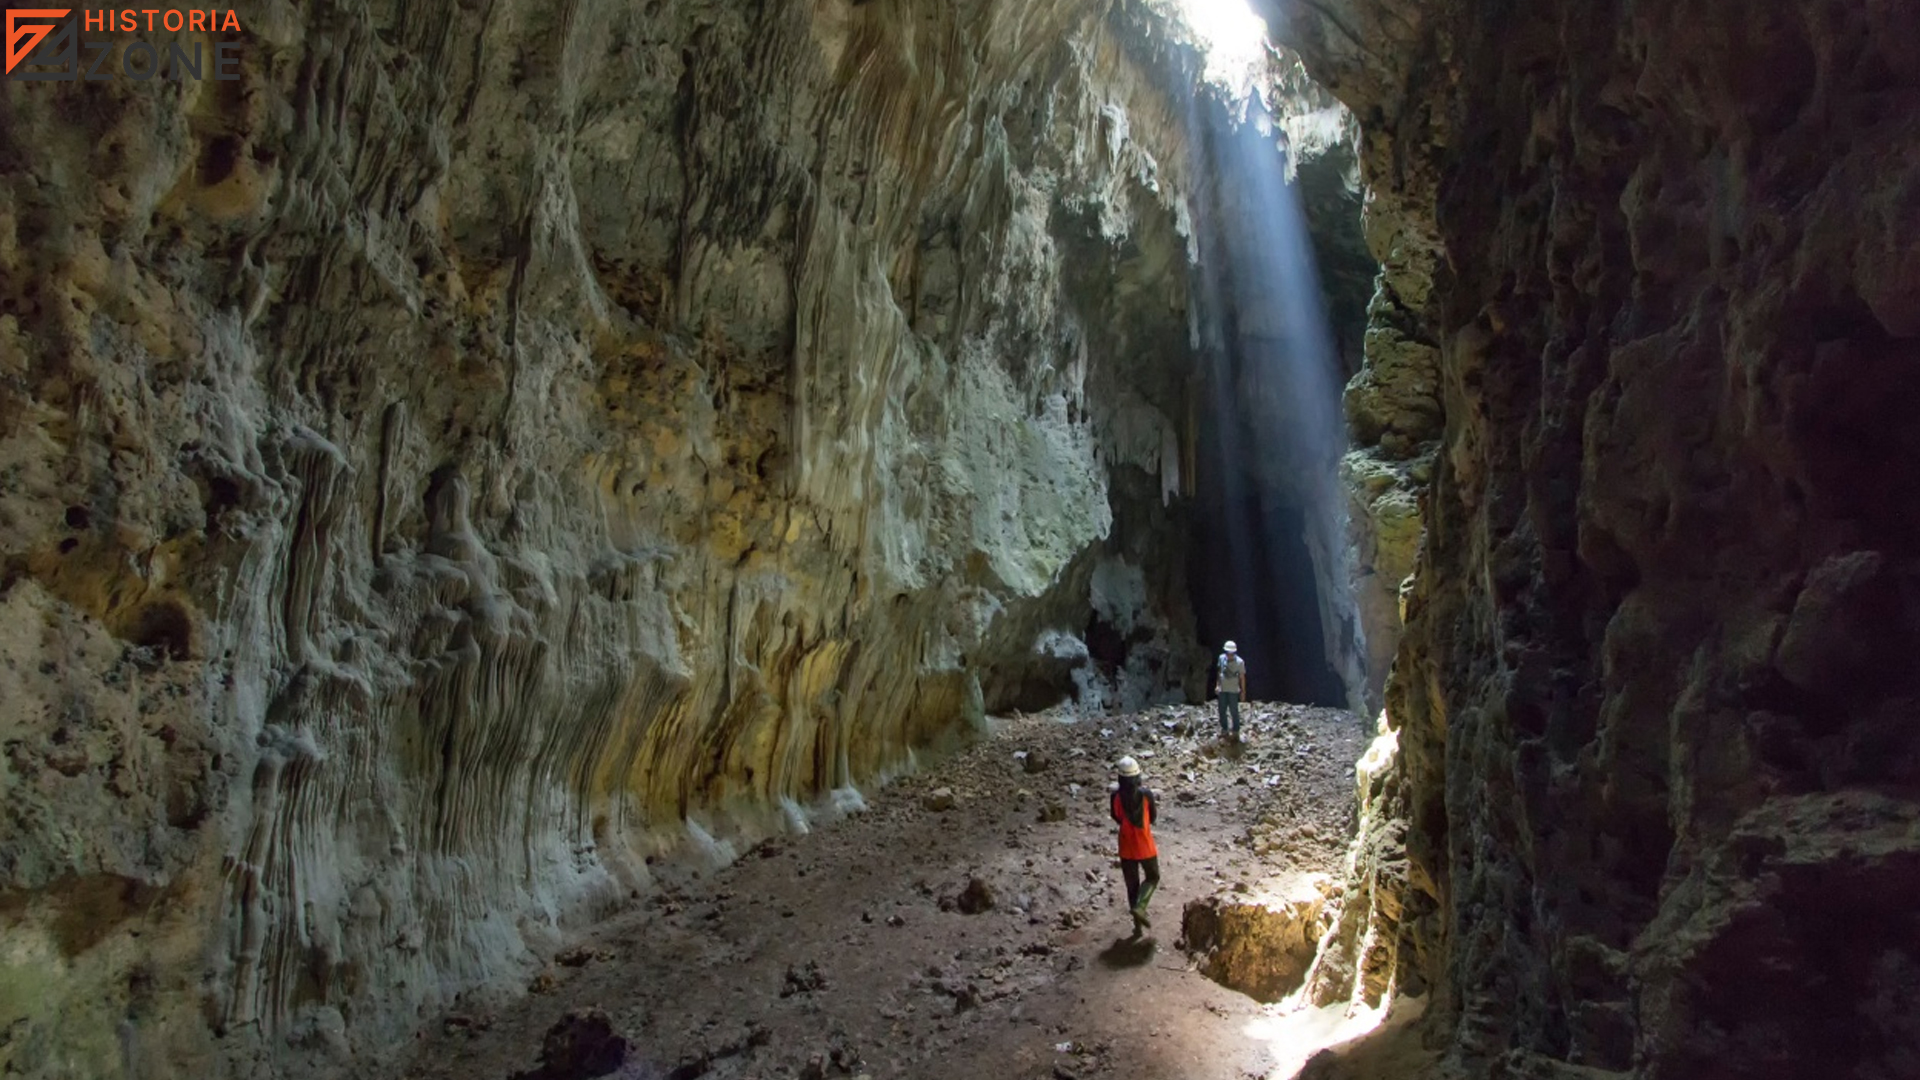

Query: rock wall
[1274,0,1920,1075]
[0,1,1231,1074]
[1298,716,1409,1013]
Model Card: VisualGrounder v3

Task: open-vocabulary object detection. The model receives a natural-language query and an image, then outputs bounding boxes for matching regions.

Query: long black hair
[1116,773,1149,828]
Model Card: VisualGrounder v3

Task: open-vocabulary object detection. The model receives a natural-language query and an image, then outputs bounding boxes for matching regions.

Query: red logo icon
[5,9,70,74]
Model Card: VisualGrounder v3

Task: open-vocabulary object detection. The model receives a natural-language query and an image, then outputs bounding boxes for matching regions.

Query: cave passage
[1187,490,1347,706]
[383,705,1375,1080]
[1177,76,1365,711]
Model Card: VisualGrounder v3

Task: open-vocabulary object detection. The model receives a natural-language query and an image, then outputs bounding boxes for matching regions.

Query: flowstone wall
[0,2,1235,1073]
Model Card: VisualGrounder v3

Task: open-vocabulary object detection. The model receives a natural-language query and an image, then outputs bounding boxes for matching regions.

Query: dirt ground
[387,701,1372,1080]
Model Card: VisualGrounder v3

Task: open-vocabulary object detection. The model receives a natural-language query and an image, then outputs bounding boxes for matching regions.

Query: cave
[2,0,1917,1078]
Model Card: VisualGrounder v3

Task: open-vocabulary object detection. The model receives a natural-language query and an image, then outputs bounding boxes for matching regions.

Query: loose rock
[511,1009,629,1080]
[781,961,829,997]
[955,877,996,914]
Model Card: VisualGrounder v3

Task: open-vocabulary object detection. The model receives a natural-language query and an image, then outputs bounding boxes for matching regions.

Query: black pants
[1121,857,1160,909]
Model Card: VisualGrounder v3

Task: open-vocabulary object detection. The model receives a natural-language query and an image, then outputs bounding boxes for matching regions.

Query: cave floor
[387,702,1368,1080]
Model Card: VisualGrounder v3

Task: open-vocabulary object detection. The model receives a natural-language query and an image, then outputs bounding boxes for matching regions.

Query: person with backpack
[1109,756,1159,936]
[1213,640,1246,741]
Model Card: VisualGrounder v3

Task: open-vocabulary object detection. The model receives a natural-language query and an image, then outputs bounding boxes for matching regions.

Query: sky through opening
[1173,0,1270,95]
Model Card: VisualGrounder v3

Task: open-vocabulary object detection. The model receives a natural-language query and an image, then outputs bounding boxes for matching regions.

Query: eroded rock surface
[1269,0,1920,1076]
[1297,719,1407,1013]
[1181,880,1332,1003]
[0,1,1346,1074]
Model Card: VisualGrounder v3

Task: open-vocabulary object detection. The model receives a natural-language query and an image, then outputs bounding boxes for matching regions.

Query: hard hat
[1223,640,1237,652]
[1116,756,1141,777]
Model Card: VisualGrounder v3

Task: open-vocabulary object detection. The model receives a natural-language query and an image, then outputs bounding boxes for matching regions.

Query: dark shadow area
[1186,487,1346,706]
[1097,936,1159,969]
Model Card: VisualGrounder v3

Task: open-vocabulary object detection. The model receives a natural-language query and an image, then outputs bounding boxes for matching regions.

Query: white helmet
[1223,640,1238,653]
[1116,756,1141,777]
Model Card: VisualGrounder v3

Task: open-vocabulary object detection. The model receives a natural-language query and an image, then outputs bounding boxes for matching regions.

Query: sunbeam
[1171,0,1271,95]
[1183,67,1368,711]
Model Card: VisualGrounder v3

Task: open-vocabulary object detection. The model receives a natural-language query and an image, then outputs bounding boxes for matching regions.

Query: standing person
[1214,640,1246,741]
[1109,756,1160,936]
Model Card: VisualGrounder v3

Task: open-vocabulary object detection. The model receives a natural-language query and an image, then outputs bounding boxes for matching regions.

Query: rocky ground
[382,701,1372,1080]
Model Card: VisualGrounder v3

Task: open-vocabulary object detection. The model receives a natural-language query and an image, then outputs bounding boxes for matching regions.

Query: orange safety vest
[1112,790,1157,860]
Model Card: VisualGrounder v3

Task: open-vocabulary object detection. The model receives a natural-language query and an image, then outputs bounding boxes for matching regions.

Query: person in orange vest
[1109,756,1160,936]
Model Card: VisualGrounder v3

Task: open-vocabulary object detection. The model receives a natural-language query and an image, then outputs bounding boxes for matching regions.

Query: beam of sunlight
[1171,0,1270,95]
[1182,70,1367,709]
[1176,37,1388,1060]
[1242,998,1391,1078]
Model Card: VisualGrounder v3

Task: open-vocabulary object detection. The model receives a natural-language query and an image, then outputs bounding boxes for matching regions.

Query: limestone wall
[0,2,1221,1073]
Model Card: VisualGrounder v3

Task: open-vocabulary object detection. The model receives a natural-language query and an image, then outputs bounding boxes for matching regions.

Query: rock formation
[1298,716,1407,1013]
[0,1,1379,1075]
[7,0,1904,1075]
[1272,0,1920,1076]
[1183,878,1335,1003]
[0,1,1208,1073]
